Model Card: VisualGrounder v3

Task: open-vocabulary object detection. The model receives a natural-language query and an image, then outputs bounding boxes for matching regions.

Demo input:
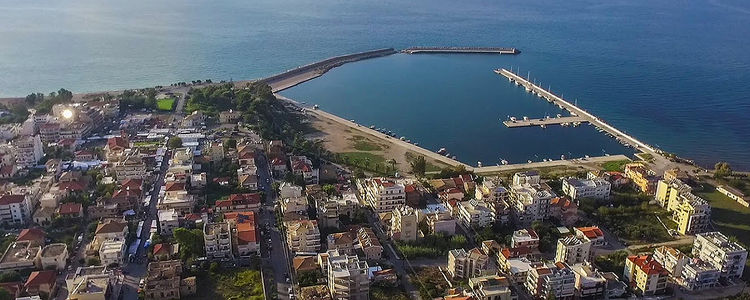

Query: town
[0,78,748,300]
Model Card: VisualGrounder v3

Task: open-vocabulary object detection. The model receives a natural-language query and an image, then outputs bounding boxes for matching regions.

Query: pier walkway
[503,116,588,128]
[403,47,519,54]
[473,155,631,174]
[495,68,656,153]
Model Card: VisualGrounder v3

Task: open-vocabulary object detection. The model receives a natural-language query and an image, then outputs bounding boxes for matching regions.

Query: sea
[1,0,749,169]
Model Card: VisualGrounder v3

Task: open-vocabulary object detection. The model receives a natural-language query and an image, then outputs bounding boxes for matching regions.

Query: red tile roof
[576,226,604,239]
[106,136,128,149]
[0,166,14,176]
[25,270,56,288]
[153,243,170,255]
[0,194,25,205]
[95,219,128,235]
[236,222,258,244]
[627,255,669,276]
[58,203,82,215]
[500,247,534,259]
[121,179,143,190]
[17,228,45,243]
[57,181,86,192]
[164,182,185,192]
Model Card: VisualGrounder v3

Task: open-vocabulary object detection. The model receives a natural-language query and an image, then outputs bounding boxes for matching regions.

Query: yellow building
[624,163,657,195]
[623,255,668,296]
[655,179,691,209]
[672,194,711,235]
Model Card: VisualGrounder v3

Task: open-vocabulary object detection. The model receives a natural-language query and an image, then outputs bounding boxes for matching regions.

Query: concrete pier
[403,47,519,54]
[503,116,588,128]
[495,68,656,153]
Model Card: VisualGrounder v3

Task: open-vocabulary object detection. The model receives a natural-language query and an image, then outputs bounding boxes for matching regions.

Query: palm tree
[387,159,397,171]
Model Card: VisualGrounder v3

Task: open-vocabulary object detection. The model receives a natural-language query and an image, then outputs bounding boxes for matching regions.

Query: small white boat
[527,160,533,164]
[501,159,508,165]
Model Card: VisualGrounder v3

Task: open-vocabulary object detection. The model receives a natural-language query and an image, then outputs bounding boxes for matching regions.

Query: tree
[409,155,427,177]
[167,137,183,149]
[322,184,337,197]
[714,162,732,178]
[0,288,12,300]
[174,228,205,259]
[297,270,322,287]
[86,257,101,266]
[223,138,237,151]
[0,271,21,283]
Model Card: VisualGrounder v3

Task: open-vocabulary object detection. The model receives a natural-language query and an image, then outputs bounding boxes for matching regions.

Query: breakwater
[403,47,519,54]
[260,48,396,91]
[496,68,656,153]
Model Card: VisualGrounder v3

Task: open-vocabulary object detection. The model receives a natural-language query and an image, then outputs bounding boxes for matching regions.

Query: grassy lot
[133,141,162,148]
[189,269,264,300]
[349,135,383,151]
[338,152,386,167]
[695,184,750,247]
[600,159,630,172]
[157,98,175,111]
[479,165,587,182]
[636,152,654,162]
[408,267,461,300]
[405,151,449,173]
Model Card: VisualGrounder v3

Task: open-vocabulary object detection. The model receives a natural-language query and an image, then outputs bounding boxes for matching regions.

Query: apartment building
[623,255,669,296]
[525,262,576,300]
[468,275,515,300]
[11,135,44,169]
[326,249,369,300]
[574,226,606,247]
[224,212,260,256]
[65,266,115,300]
[562,177,611,200]
[570,262,607,300]
[290,156,319,184]
[692,231,747,280]
[390,206,418,241]
[358,178,405,213]
[511,228,540,249]
[285,220,321,253]
[678,259,720,291]
[203,221,233,260]
[113,152,146,182]
[327,232,355,255]
[624,163,657,194]
[143,260,196,300]
[457,200,495,228]
[0,194,31,224]
[447,248,491,279]
[509,180,555,226]
[555,236,592,265]
[652,246,689,275]
[356,228,383,261]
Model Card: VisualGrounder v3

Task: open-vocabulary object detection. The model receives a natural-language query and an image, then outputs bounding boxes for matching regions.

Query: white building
[555,236,592,265]
[0,194,32,224]
[204,221,233,260]
[285,220,321,253]
[11,135,44,169]
[509,179,556,226]
[679,259,720,291]
[562,177,611,200]
[158,209,180,236]
[652,246,689,275]
[39,243,68,271]
[511,228,540,249]
[99,240,126,266]
[525,262,576,300]
[692,232,747,280]
[327,249,370,300]
[457,199,494,228]
[358,178,405,213]
[391,206,418,241]
[448,248,491,279]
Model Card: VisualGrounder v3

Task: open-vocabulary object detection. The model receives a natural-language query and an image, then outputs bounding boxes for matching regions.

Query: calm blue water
[1,0,749,169]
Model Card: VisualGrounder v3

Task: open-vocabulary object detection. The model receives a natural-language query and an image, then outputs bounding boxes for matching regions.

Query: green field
[349,135,383,151]
[157,98,175,111]
[696,184,750,247]
[600,159,630,172]
[338,152,386,165]
[188,269,264,300]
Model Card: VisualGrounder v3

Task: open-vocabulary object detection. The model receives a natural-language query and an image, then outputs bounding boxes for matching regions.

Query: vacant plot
[600,159,630,172]
[189,269,264,300]
[157,98,175,111]
[349,135,383,151]
[695,184,750,247]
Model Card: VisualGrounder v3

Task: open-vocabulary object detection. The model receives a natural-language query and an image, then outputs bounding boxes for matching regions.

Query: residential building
[0,239,42,272]
[672,193,711,235]
[390,206,418,241]
[548,197,579,227]
[678,259,720,291]
[424,210,456,235]
[24,270,57,299]
[358,178,405,213]
[326,249,369,300]
[555,236,592,265]
[65,266,115,300]
[623,255,668,296]
[113,152,146,181]
[511,228,539,250]
[224,212,260,256]
[652,246,689,275]
[655,178,692,208]
[282,196,308,215]
[468,275,515,300]
[294,255,319,275]
[290,156,319,184]
[38,243,68,271]
[570,262,607,300]
[356,228,383,260]
[525,262,576,300]
[327,232,355,255]
[143,260,196,300]
[513,171,541,186]
[203,221,233,260]
[573,226,606,247]
[457,199,495,228]
[562,177,611,200]
[158,209,180,236]
[11,135,44,169]
[447,248,491,279]
[624,163,657,194]
[509,180,556,226]
[99,240,126,266]
[181,111,205,128]
[219,110,241,124]
[692,231,747,280]
[285,220,321,253]
[0,194,31,224]
[214,193,261,213]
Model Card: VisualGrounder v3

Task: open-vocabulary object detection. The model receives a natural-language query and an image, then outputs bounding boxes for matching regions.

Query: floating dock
[403,47,519,54]
[503,116,588,128]
[496,68,656,152]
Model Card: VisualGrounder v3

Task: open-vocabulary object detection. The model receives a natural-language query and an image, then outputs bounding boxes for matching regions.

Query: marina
[503,115,587,128]
[495,68,657,154]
